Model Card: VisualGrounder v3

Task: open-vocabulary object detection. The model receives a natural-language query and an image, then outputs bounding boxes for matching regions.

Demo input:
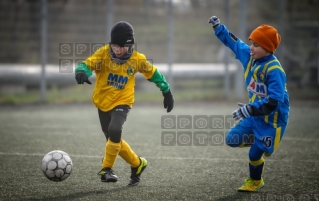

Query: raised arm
[208,16,251,70]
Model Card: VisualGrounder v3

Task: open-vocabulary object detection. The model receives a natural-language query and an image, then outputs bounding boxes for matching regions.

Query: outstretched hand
[163,90,174,113]
[75,71,92,85]
[208,16,220,29]
[232,102,251,122]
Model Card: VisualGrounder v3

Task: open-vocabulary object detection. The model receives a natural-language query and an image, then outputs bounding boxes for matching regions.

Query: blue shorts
[226,116,287,153]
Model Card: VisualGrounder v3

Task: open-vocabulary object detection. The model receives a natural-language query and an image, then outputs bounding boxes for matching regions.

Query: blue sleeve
[265,69,286,102]
[214,25,251,70]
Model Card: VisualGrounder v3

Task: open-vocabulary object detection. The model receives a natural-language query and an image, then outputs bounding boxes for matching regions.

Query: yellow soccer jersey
[75,44,169,112]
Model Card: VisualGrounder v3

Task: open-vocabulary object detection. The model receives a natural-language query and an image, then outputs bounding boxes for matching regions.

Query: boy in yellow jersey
[75,21,174,186]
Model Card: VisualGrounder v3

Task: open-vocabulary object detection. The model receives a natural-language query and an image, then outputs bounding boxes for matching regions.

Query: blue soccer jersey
[215,25,290,128]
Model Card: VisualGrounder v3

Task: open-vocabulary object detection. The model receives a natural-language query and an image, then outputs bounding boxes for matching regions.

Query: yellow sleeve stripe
[244,56,253,80]
[264,115,269,123]
[267,65,286,75]
[274,126,282,151]
[262,59,278,74]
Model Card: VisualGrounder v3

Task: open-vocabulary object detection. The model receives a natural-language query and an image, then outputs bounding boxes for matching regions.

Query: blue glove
[208,16,220,28]
[232,102,251,122]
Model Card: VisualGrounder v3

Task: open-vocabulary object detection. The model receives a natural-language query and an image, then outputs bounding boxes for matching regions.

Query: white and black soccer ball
[41,150,73,182]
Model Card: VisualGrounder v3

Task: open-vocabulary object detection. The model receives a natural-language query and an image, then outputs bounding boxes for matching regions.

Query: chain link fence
[0,0,318,101]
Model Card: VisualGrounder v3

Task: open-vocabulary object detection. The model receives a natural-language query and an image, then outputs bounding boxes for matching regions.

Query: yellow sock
[118,139,140,167]
[102,140,121,169]
[239,143,251,148]
[239,143,252,148]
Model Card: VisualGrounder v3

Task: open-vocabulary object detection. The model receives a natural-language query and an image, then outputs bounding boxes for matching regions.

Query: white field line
[0,152,318,163]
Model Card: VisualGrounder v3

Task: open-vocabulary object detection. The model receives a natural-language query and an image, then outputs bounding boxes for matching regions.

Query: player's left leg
[238,120,287,192]
[238,144,265,192]
[118,139,148,186]
[127,156,147,186]
[118,139,140,167]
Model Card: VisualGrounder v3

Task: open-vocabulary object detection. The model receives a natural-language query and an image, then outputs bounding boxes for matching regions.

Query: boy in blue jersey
[208,16,290,192]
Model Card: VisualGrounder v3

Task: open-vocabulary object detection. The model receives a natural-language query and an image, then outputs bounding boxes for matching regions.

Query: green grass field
[0,102,319,201]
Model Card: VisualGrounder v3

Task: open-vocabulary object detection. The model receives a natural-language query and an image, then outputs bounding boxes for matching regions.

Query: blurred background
[0,0,318,104]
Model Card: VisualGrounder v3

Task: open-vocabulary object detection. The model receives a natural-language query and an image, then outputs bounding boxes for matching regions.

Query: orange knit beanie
[248,24,281,53]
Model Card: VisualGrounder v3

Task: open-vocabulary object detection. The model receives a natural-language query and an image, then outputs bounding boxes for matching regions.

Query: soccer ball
[41,150,73,182]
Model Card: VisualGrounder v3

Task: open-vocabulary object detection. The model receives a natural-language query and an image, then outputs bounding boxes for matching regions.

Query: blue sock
[249,158,265,180]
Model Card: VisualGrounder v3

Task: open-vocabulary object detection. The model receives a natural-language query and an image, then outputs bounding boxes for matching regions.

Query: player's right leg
[225,118,253,148]
[98,109,119,182]
[97,106,129,183]
[98,167,118,182]
[98,139,121,182]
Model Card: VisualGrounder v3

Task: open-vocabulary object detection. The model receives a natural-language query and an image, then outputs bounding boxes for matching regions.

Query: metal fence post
[106,0,113,42]
[235,0,246,100]
[40,0,47,102]
[167,0,174,91]
[224,0,230,100]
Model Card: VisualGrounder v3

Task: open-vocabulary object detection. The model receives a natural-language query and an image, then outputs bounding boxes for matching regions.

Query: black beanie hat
[110,21,134,47]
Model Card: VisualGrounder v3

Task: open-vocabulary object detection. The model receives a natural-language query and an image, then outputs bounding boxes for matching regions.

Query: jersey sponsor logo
[127,66,135,76]
[258,72,265,82]
[247,77,267,97]
[107,73,128,89]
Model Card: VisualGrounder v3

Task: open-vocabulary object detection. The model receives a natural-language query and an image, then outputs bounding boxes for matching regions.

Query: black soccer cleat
[128,157,147,186]
[98,168,118,182]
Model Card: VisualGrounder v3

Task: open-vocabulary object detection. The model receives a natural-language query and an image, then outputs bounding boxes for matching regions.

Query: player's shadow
[17,185,134,201]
